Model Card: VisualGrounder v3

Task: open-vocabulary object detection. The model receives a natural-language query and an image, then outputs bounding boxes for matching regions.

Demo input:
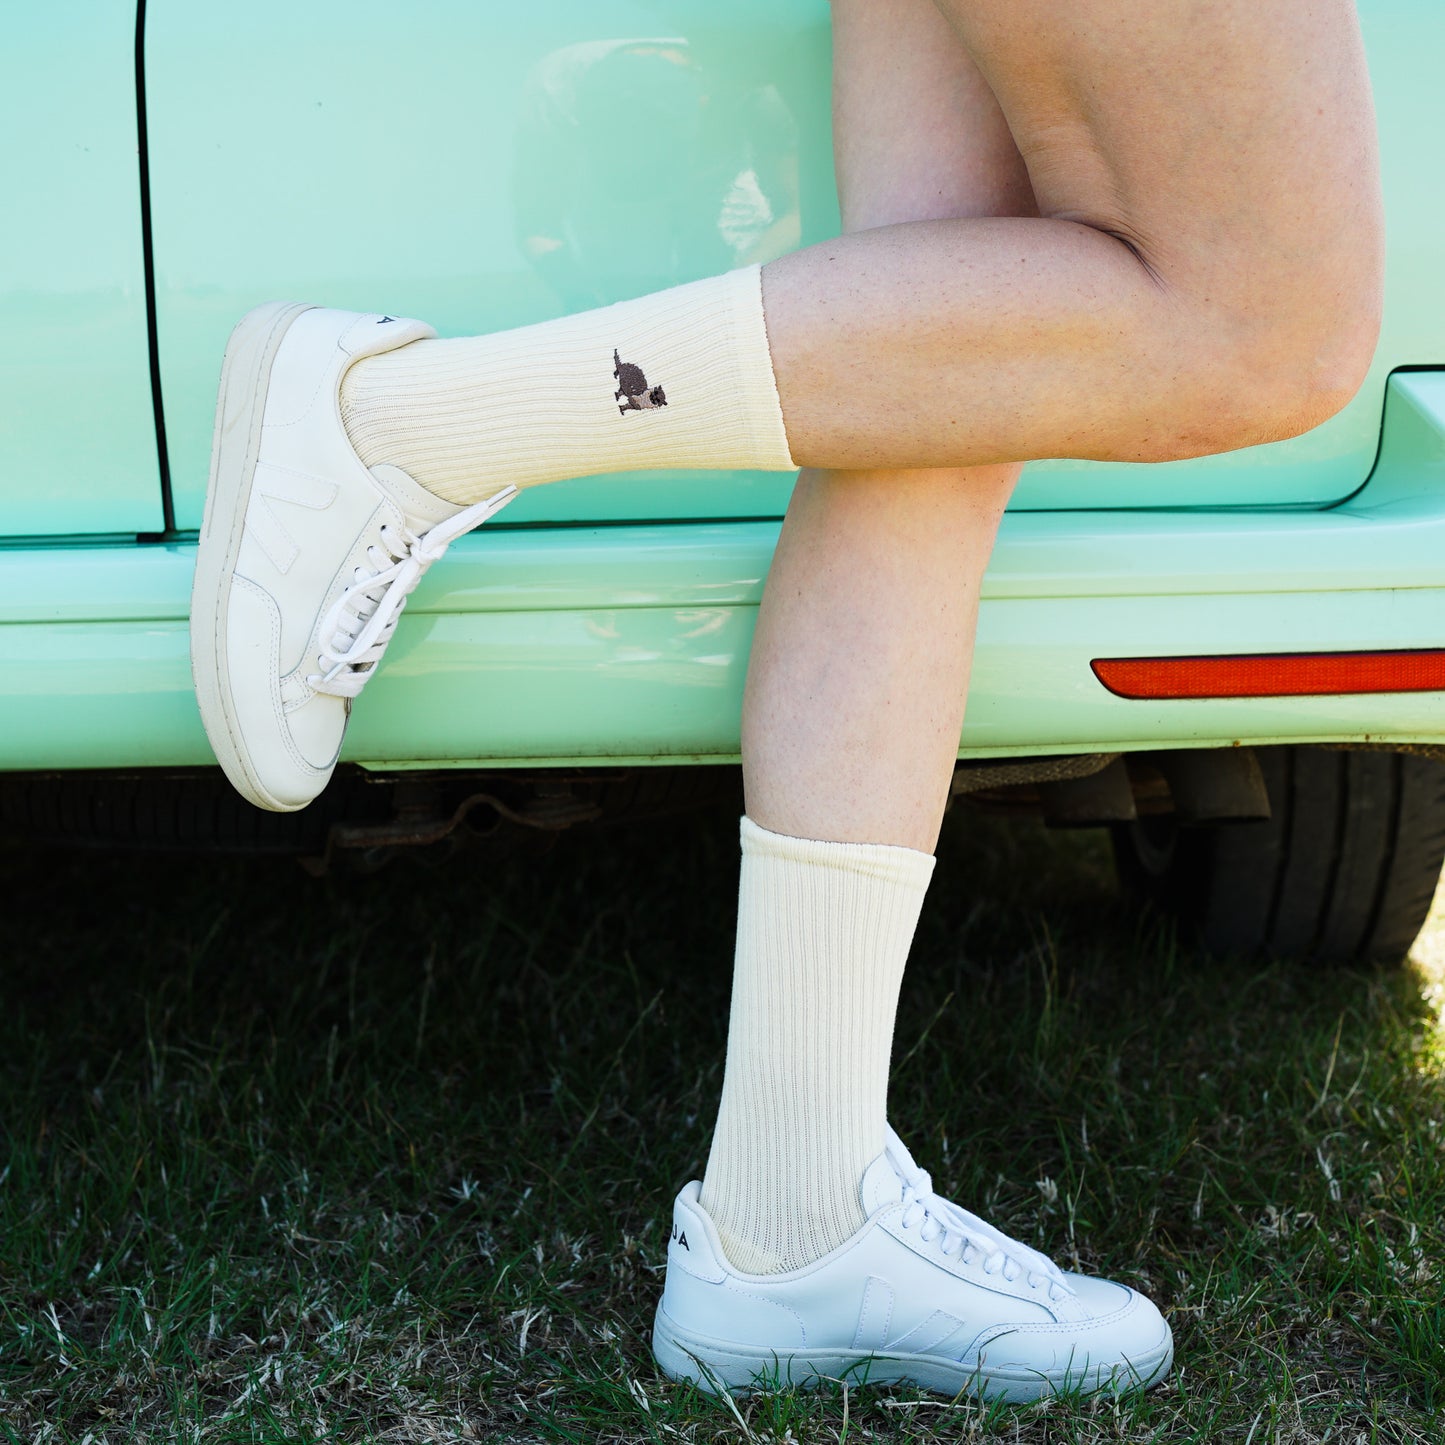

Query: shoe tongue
[859,1150,907,1215]
[882,1124,921,1180]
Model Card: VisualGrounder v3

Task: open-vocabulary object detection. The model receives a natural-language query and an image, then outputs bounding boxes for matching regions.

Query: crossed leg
[684,0,1383,1365]
[695,0,1383,1310]
[695,0,1036,1279]
[745,0,1383,852]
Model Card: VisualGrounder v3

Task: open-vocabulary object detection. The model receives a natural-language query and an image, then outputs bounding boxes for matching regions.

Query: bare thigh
[765,0,1382,470]
[832,0,1035,229]
[936,0,1383,341]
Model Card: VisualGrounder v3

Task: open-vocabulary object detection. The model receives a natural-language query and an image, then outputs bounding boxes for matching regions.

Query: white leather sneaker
[654,1128,1172,1402]
[191,303,516,811]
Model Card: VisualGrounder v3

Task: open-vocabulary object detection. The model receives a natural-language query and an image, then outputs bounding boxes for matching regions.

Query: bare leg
[748,0,1383,848]
[764,0,1383,471]
[743,466,1014,851]
[699,4,1029,1276]
[744,0,1031,851]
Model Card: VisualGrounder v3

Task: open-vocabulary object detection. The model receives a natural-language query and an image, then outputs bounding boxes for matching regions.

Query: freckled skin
[742,0,1382,851]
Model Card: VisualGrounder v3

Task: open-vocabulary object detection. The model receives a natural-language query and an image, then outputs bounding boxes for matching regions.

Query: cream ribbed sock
[338,266,794,503]
[699,816,936,1275]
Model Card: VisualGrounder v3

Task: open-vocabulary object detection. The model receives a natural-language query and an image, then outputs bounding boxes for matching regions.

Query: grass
[1,797,1442,1442]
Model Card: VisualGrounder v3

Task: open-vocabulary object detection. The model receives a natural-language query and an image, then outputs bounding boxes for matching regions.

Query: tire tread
[1115,746,1445,965]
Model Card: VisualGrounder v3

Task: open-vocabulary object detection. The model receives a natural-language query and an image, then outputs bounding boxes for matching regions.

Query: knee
[1141,289,1383,464]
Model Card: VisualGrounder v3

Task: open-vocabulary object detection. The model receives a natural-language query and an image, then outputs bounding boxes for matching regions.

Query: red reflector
[1092,650,1445,700]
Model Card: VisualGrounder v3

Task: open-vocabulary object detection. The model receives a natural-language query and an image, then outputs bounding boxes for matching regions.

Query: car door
[143,1,1444,524]
[0,4,162,538]
[143,0,832,531]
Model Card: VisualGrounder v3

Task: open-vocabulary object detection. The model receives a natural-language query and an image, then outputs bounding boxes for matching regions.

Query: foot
[653,1127,1172,1402]
[190,303,516,811]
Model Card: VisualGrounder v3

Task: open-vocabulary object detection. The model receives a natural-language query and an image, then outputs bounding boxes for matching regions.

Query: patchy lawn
[1,802,1441,1442]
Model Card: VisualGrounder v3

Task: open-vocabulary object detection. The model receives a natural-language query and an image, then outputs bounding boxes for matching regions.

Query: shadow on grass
[0,802,1441,1442]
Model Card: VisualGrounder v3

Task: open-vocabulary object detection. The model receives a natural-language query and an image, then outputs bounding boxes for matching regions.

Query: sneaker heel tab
[667,1186,727,1283]
[338,312,437,361]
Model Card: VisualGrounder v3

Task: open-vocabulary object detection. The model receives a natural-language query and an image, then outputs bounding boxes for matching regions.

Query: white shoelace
[308,486,518,699]
[885,1127,1074,1302]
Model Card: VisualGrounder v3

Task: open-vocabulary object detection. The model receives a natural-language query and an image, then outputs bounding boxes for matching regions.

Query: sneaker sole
[190,301,318,813]
[653,1304,1173,1403]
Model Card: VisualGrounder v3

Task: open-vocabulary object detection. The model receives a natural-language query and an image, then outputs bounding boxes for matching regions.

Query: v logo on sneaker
[853,1279,964,1356]
[885,1309,970,1358]
[247,467,339,575]
[851,1276,894,1351]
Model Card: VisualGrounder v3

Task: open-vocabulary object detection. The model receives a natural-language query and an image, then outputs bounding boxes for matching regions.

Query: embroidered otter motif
[614,349,667,414]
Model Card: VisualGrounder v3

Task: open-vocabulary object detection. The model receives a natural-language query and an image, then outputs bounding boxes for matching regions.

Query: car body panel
[3,5,1443,786]
[141,0,1442,535]
[143,0,825,533]
[0,5,160,537]
[4,375,1442,773]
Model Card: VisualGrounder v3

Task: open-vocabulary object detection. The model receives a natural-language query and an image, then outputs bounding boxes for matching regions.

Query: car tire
[1111,746,1445,964]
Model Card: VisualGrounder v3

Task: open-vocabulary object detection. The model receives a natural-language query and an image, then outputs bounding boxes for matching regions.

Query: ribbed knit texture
[338,266,794,503]
[699,816,936,1275]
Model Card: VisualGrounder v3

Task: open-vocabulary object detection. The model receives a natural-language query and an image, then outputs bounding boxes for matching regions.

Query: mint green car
[4,2,1444,961]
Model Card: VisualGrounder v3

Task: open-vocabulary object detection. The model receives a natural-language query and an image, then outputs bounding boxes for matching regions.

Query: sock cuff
[706,813,933,1271]
[620,266,795,473]
[718,265,797,472]
[739,814,935,892]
